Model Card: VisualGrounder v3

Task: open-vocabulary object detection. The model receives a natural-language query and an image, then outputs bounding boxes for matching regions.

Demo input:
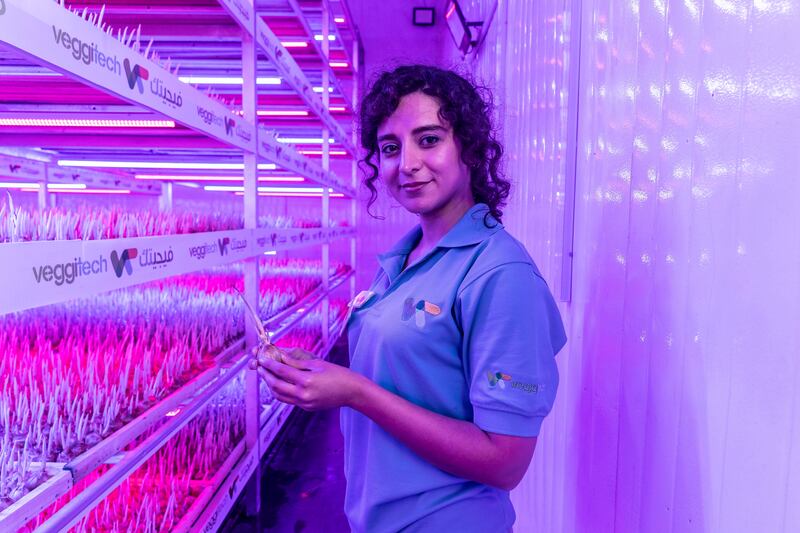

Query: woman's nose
[399,144,422,175]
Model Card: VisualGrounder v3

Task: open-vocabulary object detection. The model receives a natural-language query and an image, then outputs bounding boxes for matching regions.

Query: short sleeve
[457,262,567,437]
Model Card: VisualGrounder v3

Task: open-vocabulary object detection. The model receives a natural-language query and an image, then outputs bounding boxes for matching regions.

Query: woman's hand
[252,349,364,411]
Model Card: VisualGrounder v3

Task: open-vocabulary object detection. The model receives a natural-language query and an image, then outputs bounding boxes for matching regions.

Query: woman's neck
[417,196,475,252]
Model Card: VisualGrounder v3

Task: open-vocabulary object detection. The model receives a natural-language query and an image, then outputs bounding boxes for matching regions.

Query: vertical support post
[41,168,51,210]
[242,28,261,517]
[321,2,331,348]
[37,181,48,211]
[350,37,359,301]
[158,182,173,213]
[559,0,583,303]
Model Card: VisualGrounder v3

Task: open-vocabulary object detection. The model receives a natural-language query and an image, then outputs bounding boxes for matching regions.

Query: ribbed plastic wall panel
[466,1,800,532]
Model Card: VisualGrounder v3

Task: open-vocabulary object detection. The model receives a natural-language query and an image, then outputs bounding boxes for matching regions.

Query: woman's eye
[420,135,440,147]
[380,144,399,155]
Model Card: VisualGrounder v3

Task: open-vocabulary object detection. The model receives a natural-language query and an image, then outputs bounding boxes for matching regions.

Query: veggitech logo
[197,106,223,127]
[110,248,138,278]
[218,237,231,256]
[51,26,122,74]
[123,58,149,93]
[32,255,108,286]
[224,117,236,136]
[189,242,218,260]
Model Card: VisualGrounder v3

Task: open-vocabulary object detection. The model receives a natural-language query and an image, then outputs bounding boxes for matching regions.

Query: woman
[255,65,567,532]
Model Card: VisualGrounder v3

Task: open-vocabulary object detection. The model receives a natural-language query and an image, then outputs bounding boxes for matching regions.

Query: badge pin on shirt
[345,290,376,323]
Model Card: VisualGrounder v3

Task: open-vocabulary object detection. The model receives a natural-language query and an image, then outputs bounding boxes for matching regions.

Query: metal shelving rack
[0,0,362,530]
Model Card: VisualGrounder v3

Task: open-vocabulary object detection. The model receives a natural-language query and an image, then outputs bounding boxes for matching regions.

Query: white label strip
[0,226,356,315]
[0,153,47,180]
[0,153,161,194]
[0,0,255,152]
[252,225,355,253]
[47,166,161,195]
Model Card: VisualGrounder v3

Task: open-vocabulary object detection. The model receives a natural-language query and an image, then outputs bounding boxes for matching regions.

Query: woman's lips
[401,180,431,193]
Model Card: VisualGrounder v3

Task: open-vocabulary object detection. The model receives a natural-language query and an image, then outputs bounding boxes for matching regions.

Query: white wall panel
[463,1,800,532]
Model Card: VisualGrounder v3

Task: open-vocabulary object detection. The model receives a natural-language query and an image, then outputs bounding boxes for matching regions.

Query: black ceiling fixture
[413,7,436,26]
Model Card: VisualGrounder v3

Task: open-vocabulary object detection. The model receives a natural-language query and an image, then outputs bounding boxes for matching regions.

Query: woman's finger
[260,357,306,384]
[258,367,301,401]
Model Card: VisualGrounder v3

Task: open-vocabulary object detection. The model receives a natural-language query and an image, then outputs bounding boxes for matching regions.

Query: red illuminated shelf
[2,271,351,532]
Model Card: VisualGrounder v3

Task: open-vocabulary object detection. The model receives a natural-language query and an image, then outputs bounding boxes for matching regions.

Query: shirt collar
[377,204,503,279]
[437,203,503,248]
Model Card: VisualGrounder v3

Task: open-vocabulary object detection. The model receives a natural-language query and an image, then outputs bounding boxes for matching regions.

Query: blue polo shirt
[341,203,567,533]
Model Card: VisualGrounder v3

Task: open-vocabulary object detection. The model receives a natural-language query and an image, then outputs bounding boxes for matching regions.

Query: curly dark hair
[359,64,510,224]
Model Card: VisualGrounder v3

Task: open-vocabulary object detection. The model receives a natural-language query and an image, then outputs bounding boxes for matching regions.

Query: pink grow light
[134,175,305,182]
[0,119,176,128]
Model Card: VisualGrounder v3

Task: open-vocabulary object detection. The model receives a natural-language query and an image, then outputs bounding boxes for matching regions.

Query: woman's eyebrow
[377,132,398,142]
[377,124,447,143]
[412,124,447,135]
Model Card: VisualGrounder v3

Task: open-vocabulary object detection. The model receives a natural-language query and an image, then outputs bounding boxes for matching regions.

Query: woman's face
[376,91,473,219]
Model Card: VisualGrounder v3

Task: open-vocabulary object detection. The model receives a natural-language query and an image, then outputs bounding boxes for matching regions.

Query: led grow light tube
[205,185,335,193]
[134,175,305,182]
[235,191,346,198]
[298,150,347,155]
[178,76,282,85]
[0,119,175,128]
[276,137,337,144]
[258,110,309,116]
[0,183,86,190]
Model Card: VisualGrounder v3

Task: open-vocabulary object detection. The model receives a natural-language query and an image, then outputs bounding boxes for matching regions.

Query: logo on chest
[401,298,442,328]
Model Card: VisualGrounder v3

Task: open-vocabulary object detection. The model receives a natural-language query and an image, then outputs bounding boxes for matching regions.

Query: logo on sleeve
[487,370,541,393]
[487,371,512,389]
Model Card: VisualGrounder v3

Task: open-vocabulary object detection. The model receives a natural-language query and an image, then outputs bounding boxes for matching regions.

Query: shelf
[36,352,255,533]
[192,318,346,533]
[25,278,348,532]
[0,0,256,152]
[285,0,354,112]
[0,467,72,533]
[0,0,359,529]
[0,267,347,531]
[0,225,355,314]
[214,0,356,155]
